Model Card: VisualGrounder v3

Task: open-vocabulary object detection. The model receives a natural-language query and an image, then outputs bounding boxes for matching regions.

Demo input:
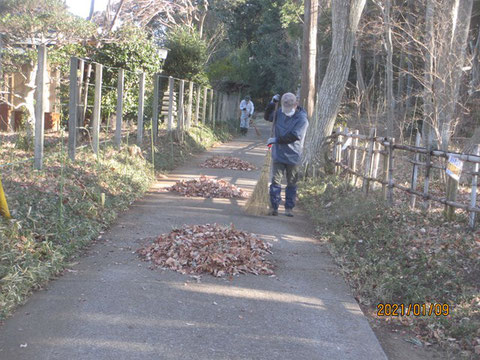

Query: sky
[65,0,110,19]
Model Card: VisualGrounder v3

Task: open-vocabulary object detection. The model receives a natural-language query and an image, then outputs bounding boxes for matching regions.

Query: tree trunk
[306,0,318,119]
[396,53,405,112]
[303,0,366,164]
[404,0,414,114]
[422,0,435,145]
[354,40,367,121]
[428,0,473,151]
[301,0,319,119]
[354,41,366,93]
[470,29,480,95]
[87,0,95,20]
[317,44,325,88]
[110,0,126,32]
[300,0,311,108]
[385,0,395,138]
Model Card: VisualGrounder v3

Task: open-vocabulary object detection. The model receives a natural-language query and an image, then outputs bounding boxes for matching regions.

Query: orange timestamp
[377,303,450,317]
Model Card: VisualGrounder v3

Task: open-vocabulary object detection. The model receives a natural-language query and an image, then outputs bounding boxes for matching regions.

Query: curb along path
[0,120,388,360]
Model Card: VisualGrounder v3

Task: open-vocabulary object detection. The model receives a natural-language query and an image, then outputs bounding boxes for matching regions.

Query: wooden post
[152,73,160,139]
[68,57,79,161]
[332,130,338,171]
[445,172,460,220]
[186,81,193,130]
[7,74,14,131]
[371,141,381,188]
[217,92,223,123]
[362,128,376,194]
[382,140,390,200]
[350,130,359,186]
[114,68,124,147]
[202,87,208,124]
[195,85,201,125]
[223,92,228,123]
[34,45,47,170]
[387,138,395,205]
[80,63,92,135]
[212,91,216,128]
[469,145,480,228]
[236,92,242,122]
[137,72,145,146]
[344,127,350,168]
[209,89,214,126]
[178,79,185,136]
[167,76,174,131]
[336,127,343,174]
[76,59,85,140]
[410,132,421,209]
[423,141,433,210]
[222,93,228,123]
[92,63,103,155]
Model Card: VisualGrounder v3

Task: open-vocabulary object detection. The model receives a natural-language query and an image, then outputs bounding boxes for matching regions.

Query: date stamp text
[377,303,449,317]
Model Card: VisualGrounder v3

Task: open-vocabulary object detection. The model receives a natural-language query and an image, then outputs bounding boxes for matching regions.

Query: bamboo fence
[322,127,480,229]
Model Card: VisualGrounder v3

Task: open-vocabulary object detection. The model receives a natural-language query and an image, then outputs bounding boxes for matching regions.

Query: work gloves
[267,137,277,146]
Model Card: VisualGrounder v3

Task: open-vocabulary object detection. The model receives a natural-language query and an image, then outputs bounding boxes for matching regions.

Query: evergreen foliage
[163,26,209,84]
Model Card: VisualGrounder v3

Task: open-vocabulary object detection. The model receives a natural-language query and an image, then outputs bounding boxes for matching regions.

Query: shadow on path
[0,119,388,360]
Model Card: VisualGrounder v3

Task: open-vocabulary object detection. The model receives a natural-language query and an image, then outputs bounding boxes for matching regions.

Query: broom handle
[270,102,279,138]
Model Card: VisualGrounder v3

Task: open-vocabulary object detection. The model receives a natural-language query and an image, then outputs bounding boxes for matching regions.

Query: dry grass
[299,174,479,359]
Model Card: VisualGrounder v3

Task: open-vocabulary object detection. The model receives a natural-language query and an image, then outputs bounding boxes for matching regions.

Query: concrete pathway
[0,120,388,360]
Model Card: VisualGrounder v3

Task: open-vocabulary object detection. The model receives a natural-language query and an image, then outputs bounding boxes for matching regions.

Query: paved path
[0,120,388,360]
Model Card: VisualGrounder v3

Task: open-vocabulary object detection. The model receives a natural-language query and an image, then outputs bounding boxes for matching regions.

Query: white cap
[281,93,297,113]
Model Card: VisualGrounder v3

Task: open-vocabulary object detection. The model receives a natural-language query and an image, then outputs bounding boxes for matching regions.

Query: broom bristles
[244,151,272,215]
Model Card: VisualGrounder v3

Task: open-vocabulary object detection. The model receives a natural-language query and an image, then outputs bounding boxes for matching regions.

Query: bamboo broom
[244,103,278,215]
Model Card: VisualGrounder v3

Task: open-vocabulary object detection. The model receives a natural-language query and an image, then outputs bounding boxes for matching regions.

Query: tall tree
[300,0,318,118]
[303,0,366,164]
[384,0,394,138]
[424,0,473,150]
[422,0,435,144]
[209,0,301,100]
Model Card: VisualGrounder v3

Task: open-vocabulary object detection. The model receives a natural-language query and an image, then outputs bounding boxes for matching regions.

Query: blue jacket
[266,103,309,165]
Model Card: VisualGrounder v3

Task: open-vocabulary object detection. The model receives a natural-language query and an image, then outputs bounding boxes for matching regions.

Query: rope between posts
[75,57,146,76]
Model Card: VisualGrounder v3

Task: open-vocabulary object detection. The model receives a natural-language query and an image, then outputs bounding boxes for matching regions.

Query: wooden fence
[325,127,480,229]
[21,46,241,169]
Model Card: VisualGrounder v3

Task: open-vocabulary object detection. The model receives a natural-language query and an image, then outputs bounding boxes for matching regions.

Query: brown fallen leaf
[200,156,256,171]
[137,224,274,277]
[169,176,248,198]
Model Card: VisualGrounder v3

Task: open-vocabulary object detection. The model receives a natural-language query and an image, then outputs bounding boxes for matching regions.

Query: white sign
[342,137,353,151]
[446,155,463,181]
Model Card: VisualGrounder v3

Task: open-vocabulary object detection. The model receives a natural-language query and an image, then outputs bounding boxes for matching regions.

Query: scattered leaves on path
[201,156,256,171]
[169,175,248,198]
[137,224,274,277]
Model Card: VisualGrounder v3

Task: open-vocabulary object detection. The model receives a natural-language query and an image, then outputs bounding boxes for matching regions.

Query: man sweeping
[265,93,309,217]
[239,95,254,135]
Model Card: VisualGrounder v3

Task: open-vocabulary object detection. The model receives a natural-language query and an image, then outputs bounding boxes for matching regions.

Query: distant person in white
[239,95,254,135]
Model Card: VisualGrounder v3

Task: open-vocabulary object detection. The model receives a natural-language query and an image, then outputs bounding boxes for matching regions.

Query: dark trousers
[269,161,298,210]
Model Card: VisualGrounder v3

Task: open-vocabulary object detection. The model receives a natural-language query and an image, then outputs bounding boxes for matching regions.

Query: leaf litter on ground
[137,224,274,277]
[169,175,248,198]
[200,156,256,171]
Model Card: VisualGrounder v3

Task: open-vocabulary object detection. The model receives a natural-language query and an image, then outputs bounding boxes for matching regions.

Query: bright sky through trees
[65,0,109,18]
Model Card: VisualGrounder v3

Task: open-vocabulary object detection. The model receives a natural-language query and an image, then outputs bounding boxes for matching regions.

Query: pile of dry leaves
[169,175,248,198]
[201,156,256,171]
[137,224,274,277]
